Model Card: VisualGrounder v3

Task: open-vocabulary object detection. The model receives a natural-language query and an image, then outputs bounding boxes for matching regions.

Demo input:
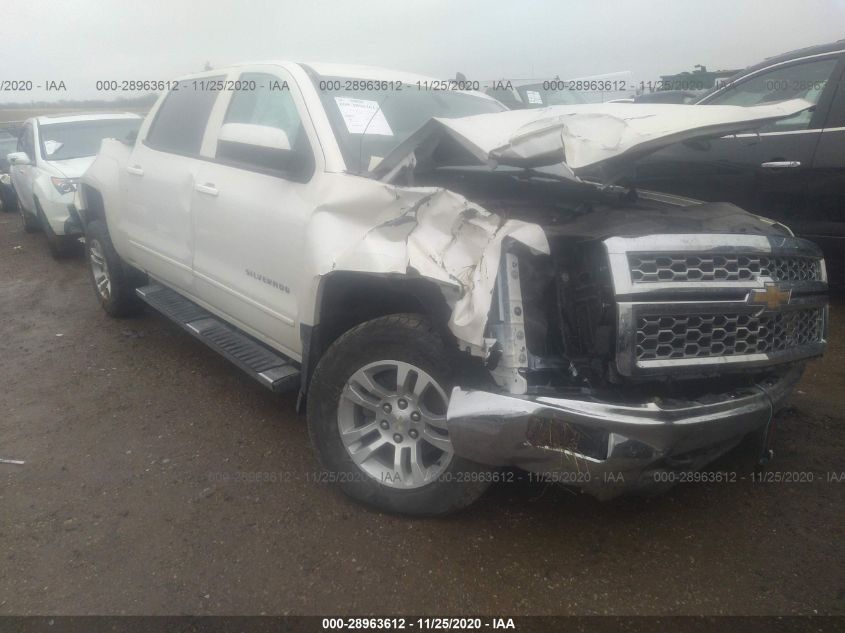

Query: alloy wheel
[88,239,111,300]
[337,360,454,489]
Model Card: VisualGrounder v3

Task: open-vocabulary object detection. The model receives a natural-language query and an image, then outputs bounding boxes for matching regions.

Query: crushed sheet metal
[406,189,548,347]
[311,182,548,349]
[374,98,813,178]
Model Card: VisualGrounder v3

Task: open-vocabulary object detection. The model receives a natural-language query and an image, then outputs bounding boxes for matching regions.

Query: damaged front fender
[304,176,548,353]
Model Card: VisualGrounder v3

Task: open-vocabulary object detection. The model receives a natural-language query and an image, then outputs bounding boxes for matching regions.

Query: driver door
[191,68,318,357]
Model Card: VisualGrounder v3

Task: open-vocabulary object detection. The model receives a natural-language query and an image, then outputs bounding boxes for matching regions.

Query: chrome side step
[136,284,300,393]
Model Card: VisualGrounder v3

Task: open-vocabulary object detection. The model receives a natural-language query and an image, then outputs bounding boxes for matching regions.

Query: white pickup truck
[77,62,828,515]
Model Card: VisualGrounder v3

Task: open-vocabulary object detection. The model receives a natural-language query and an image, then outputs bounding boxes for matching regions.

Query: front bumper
[40,192,82,236]
[64,204,83,235]
[447,365,803,499]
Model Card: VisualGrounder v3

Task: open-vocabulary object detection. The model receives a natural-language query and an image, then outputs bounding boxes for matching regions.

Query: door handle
[760,161,801,169]
[195,183,219,197]
[126,164,144,176]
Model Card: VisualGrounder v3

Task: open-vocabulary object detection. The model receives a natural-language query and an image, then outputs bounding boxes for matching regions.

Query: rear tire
[307,313,493,516]
[84,220,146,318]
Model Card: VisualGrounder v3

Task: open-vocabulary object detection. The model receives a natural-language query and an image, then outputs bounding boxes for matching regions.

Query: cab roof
[191,61,500,103]
[298,61,440,85]
[207,61,455,86]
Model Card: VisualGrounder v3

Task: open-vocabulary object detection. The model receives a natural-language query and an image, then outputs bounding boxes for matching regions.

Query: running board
[136,284,300,393]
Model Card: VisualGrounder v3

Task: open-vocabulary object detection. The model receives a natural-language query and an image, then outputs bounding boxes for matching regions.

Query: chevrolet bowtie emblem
[748,283,792,310]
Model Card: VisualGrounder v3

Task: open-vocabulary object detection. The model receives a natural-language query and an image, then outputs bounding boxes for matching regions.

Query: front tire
[307,314,493,516]
[84,220,146,317]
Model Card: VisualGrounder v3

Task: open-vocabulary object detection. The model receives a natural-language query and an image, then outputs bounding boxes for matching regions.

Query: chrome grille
[636,307,825,361]
[605,235,828,377]
[628,253,821,283]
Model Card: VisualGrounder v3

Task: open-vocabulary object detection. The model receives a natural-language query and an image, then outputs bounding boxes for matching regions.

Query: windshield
[314,76,505,173]
[38,118,140,161]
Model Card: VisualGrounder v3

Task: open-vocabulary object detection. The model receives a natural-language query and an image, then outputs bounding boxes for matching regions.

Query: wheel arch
[78,184,146,286]
[77,183,106,228]
[296,271,458,411]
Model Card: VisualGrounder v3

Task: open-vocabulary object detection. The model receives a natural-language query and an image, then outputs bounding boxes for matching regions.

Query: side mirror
[218,123,291,151]
[215,122,313,181]
[7,152,30,166]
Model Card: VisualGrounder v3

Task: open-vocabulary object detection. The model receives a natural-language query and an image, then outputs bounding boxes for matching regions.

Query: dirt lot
[0,211,843,616]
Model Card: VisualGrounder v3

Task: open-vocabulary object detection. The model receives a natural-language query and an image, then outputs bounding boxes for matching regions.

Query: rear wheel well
[78,184,146,284]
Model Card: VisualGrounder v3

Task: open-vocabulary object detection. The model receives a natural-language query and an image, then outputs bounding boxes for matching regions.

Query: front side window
[38,119,140,161]
[706,57,838,131]
[215,73,314,180]
[314,77,506,173]
[146,77,223,155]
[224,73,303,144]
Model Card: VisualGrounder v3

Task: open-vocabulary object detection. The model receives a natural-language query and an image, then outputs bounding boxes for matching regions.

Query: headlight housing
[51,177,77,195]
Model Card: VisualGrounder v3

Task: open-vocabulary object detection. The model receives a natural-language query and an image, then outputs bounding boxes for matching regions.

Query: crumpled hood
[374,99,812,181]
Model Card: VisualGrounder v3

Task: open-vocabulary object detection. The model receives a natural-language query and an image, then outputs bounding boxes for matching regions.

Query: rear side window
[146,77,223,155]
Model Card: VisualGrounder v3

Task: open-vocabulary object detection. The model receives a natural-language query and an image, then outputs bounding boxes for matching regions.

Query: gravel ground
[0,211,843,616]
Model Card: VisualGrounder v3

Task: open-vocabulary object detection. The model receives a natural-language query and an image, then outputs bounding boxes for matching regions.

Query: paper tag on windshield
[43,140,63,155]
[526,90,543,105]
[334,97,393,136]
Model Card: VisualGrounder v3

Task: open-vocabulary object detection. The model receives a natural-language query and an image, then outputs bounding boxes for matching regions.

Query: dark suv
[634,40,845,272]
[0,130,19,212]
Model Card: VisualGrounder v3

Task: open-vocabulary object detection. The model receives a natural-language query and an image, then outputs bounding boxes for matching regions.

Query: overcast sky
[3,0,844,103]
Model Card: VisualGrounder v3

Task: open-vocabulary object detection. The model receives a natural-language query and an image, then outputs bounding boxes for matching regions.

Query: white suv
[8,113,141,257]
[76,62,827,515]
